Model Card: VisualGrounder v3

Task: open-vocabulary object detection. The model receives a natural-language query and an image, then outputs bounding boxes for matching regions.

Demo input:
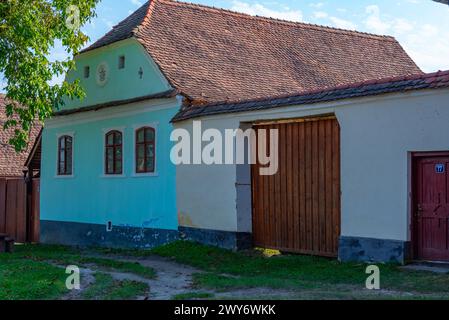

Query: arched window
[58,135,73,176]
[135,127,155,174]
[105,130,123,175]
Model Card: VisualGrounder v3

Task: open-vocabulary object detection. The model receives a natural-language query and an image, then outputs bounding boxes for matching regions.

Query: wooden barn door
[251,116,341,257]
[414,153,449,261]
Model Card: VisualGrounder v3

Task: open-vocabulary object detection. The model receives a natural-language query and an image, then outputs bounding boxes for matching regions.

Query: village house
[174,71,449,263]
[40,0,449,263]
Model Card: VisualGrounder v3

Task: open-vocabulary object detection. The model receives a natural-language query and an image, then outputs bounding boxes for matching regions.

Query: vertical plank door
[252,117,341,257]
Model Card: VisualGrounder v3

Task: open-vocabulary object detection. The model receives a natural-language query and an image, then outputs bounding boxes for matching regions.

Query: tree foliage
[0,0,99,151]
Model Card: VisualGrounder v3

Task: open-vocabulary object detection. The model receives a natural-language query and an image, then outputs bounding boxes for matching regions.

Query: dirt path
[83,255,305,300]
[108,255,203,300]
[61,267,96,300]
[53,255,202,300]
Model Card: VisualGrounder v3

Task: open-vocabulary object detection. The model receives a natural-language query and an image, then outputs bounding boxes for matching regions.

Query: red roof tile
[172,70,449,121]
[83,0,422,106]
[0,94,42,177]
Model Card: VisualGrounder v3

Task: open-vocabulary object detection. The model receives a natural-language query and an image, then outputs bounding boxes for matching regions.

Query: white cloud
[398,23,449,72]
[364,5,415,35]
[313,11,328,19]
[312,11,356,30]
[329,17,357,30]
[365,5,391,34]
[309,2,324,9]
[393,18,414,34]
[231,1,303,22]
[360,5,448,72]
[130,0,143,6]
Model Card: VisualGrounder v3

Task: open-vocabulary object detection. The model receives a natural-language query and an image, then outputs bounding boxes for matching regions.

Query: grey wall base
[179,226,252,251]
[41,220,179,249]
[41,220,252,251]
[339,236,411,264]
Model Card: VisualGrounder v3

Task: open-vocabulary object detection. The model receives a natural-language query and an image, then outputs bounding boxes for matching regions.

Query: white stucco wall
[175,118,241,232]
[175,88,449,241]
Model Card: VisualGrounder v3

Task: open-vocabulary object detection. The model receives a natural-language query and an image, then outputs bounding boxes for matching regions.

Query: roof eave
[171,70,449,122]
[53,89,179,117]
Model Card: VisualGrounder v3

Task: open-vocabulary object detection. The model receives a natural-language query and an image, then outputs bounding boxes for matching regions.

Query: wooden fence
[0,178,39,243]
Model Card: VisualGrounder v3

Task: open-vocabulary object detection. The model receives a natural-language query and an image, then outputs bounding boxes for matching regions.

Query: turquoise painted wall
[40,102,179,230]
[61,39,171,111]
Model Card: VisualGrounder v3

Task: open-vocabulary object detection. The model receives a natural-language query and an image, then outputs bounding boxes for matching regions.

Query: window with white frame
[105,130,123,175]
[135,127,156,174]
[58,135,73,176]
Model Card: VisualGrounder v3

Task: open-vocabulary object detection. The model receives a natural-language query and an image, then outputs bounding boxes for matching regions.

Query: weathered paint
[61,39,171,112]
[41,98,180,233]
[174,88,449,260]
[41,220,179,249]
[177,211,198,228]
[179,226,252,251]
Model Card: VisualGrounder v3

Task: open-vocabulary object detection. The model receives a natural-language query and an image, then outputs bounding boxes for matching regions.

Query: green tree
[0,0,99,151]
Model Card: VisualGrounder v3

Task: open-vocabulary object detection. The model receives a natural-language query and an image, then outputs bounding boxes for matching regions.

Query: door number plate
[436,164,445,173]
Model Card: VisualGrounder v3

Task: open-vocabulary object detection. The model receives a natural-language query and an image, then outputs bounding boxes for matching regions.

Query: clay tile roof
[83,0,422,106]
[172,70,449,121]
[0,94,42,177]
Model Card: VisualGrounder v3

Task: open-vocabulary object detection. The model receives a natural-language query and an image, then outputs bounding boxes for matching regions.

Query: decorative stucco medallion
[96,62,110,87]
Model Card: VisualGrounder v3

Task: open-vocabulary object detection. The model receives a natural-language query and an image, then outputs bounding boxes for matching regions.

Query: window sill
[100,174,127,179]
[132,172,159,178]
[54,175,75,179]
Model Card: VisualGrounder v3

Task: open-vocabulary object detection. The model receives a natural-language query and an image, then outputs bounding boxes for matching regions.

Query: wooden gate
[251,116,341,257]
[0,178,39,243]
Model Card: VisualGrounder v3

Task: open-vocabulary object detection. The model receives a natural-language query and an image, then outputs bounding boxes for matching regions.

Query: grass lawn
[2,241,449,300]
[150,241,449,298]
[13,244,156,279]
[0,245,154,300]
[0,254,67,300]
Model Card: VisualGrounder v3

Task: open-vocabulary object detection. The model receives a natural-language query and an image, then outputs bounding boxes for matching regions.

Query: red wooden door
[414,155,449,261]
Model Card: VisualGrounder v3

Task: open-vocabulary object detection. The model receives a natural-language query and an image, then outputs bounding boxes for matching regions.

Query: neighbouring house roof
[172,70,449,121]
[0,94,42,177]
[82,0,421,108]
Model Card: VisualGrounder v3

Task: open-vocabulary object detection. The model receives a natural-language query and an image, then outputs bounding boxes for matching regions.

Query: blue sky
[1,0,449,91]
